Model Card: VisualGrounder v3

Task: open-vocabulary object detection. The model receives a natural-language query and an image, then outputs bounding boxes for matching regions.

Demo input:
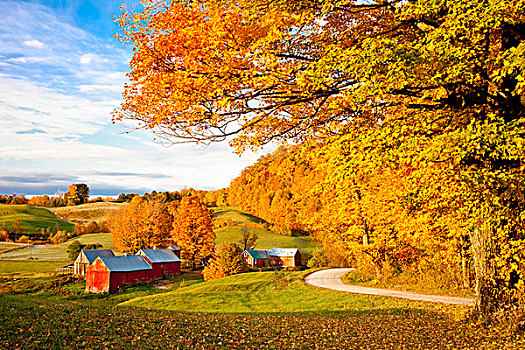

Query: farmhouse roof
[81,249,115,263]
[169,244,182,251]
[138,249,181,263]
[245,249,269,259]
[268,248,299,257]
[97,255,152,272]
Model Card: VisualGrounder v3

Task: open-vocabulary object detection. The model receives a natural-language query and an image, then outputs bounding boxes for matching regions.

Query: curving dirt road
[304,268,476,306]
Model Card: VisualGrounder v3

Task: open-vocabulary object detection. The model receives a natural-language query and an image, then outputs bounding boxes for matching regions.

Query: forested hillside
[227,145,322,237]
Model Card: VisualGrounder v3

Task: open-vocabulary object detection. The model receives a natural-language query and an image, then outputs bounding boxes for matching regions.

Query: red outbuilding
[242,250,269,267]
[137,248,181,277]
[85,255,154,294]
[168,244,182,258]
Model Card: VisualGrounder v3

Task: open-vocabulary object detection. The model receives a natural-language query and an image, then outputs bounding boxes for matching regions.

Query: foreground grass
[212,207,319,252]
[50,202,124,224]
[0,204,74,233]
[120,271,470,315]
[0,268,523,349]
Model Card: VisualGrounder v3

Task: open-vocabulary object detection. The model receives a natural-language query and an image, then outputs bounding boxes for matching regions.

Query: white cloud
[23,39,45,49]
[79,53,108,65]
[0,0,263,194]
[78,84,122,93]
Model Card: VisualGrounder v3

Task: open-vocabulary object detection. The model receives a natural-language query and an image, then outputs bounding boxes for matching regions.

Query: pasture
[0,232,113,261]
[50,202,124,224]
[212,207,318,252]
[0,204,74,234]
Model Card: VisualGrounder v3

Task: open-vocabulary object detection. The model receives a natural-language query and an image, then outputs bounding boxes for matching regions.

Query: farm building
[137,248,181,277]
[268,248,301,267]
[168,244,182,258]
[242,248,301,267]
[74,249,115,276]
[85,255,154,294]
[242,249,269,267]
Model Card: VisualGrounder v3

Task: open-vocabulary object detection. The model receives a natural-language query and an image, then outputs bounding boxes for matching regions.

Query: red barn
[168,244,182,258]
[74,249,115,276]
[242,250,269,267]
[137,248,181,277]
[85,255,154,294]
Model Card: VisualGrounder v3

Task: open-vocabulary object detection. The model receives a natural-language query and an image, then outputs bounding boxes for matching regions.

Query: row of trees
[110,195,215,269]
[114,0,525,316]
[1,184,91,208]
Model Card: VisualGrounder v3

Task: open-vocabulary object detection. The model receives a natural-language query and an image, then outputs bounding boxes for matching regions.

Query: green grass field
[50,202,124,225]
[0,260,65,277]
[212,207,319,252]
[119,271,467,315]
[0,232,114,261]
[0,204,74,234]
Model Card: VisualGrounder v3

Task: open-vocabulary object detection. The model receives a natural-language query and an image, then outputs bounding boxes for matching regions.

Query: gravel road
[304,268,476,306]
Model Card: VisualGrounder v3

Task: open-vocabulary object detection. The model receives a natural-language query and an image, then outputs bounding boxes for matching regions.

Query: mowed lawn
[212,207,319,252]
[120,271,468,315]
[0,204,74,233]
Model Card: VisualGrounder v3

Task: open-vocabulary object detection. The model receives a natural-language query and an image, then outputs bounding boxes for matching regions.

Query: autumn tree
[169,196,215,269]
[110,196,172,253]
[11,219,23,236]
[116,0,525,315]
[203,242,249,281]
[66,183,90,205]
[238,226,258,251]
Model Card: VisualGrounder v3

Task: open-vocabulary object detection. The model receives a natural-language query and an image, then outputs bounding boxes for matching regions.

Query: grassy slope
[0,204,74,233]
[212,207,318,251]
[50,202,124,224]
[120,271,467,315]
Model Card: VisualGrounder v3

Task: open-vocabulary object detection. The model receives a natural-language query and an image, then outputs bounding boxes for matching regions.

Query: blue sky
[0,0,262,196]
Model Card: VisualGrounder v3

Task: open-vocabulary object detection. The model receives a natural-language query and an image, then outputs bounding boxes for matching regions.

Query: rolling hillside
[50,202,124,224]
[0,204,74,234]
[212,207,318,252]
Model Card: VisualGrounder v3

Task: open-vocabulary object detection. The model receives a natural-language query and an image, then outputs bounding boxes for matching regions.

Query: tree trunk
[460,247,470,289]
[470,225,497,315]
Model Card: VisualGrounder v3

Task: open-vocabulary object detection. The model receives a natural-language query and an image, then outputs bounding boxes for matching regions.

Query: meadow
[0,232,113,261]
[212,207,318,252]
[50,202,124,224]
[0,204,74,234]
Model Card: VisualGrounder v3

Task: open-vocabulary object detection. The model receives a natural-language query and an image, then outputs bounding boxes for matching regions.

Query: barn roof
[268,248,299,257]
[98,255,152,272]
[81,249,115,263]
[138,249,181,263]
[245,249,269,259]
[169,244,182,251]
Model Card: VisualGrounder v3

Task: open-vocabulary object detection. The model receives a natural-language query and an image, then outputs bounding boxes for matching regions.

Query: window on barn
[254,259,257,264]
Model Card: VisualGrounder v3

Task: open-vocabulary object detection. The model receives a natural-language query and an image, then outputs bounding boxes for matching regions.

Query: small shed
[243,249,269,267]
[137,248,181,277]
[168,244,182,258]
[268,248,301,267]
[74,249,115,276]
[85,255,153,294]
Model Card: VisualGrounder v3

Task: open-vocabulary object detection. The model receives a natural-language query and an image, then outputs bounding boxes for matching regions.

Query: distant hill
[212,207,318,252]
[50,202,124,225]
[0,204,74,235]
